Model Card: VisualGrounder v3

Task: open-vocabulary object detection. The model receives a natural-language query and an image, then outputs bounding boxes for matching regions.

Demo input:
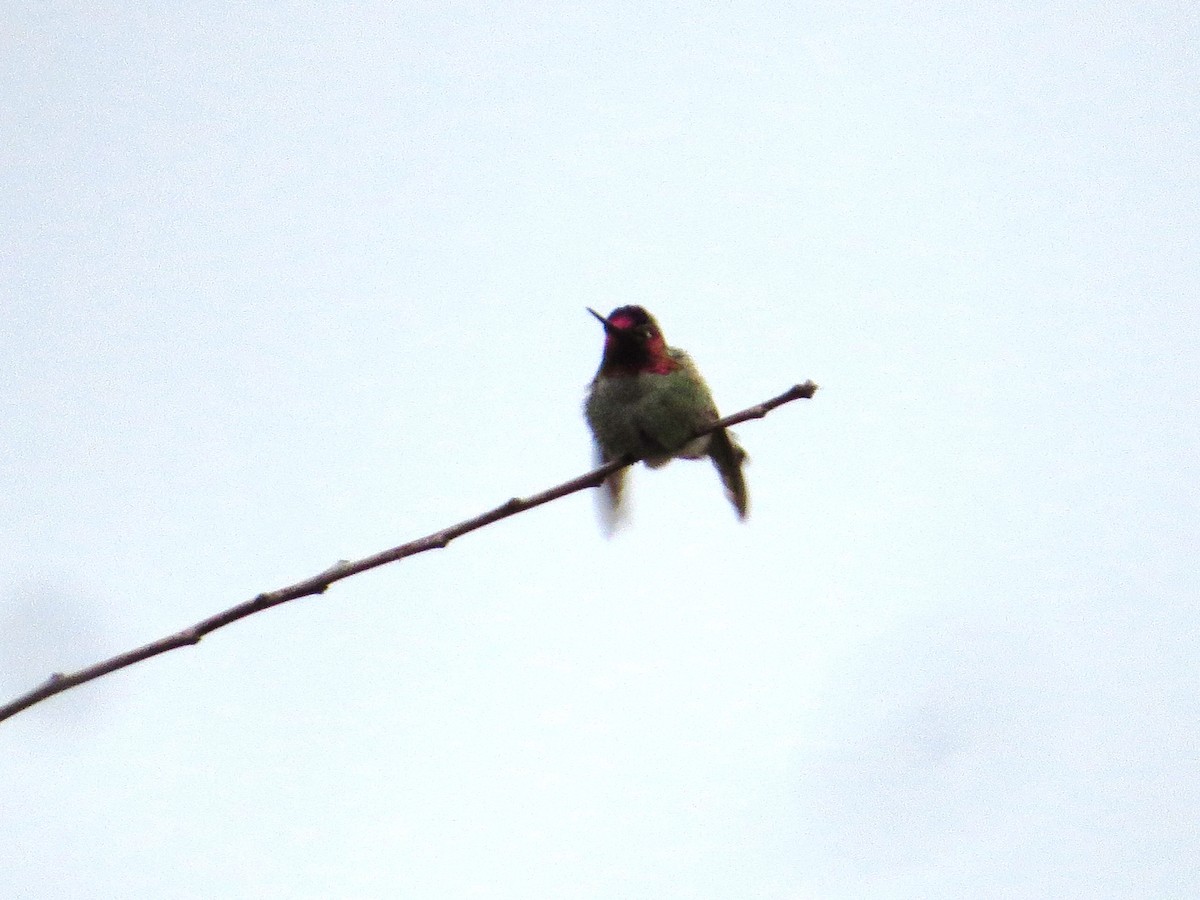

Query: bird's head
[587,306,673,375]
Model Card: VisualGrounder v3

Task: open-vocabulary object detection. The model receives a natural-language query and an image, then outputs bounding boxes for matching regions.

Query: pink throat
[642,351,677,375]
[602,332,677,375]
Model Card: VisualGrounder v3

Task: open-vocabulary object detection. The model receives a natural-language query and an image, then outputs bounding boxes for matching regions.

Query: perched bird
[583,305,748,530]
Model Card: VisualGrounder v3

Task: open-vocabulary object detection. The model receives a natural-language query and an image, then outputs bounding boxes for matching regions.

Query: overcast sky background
[2,2,1198,897]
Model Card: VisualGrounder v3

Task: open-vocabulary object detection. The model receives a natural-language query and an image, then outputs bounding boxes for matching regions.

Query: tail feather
[594,448,629,535]
[708,428,749,519]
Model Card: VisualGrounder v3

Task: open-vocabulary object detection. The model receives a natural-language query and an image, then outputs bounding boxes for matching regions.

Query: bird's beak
[587,307,620,336]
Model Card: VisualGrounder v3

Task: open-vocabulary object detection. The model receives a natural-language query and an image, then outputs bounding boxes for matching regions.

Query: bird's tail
[708,428,749,520]
[593,448,630,536]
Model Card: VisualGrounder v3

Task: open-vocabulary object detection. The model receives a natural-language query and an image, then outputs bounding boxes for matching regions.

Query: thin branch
[1,381,818,723]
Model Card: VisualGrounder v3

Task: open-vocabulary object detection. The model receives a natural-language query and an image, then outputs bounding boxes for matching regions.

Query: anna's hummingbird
[584,305,748,529]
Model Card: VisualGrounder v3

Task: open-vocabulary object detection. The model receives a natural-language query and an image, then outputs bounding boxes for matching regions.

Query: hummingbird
[584,305,748,529]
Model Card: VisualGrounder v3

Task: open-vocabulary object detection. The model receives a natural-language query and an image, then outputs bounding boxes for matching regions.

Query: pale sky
[3,2,1198,898]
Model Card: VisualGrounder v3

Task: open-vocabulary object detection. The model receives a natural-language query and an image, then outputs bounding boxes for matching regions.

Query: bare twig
[1,381,818,723]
